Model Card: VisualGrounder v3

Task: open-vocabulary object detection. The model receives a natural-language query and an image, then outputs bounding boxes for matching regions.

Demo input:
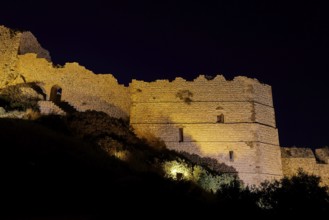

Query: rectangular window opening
[179,128,184,142]
[217,114,224,123]
[229,150,234,161]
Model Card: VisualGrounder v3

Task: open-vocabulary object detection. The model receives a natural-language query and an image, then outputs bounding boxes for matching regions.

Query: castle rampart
[282,147,329,186]
[1,25,329,186]
[1,25,131,119]
[130,75,282,185]
[15,54,131,119]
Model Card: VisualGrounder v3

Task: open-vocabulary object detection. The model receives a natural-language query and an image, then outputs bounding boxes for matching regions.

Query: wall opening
[217,114,224,123]
[179,128,184,142]
[229,151,234,161]
[50,85,62,104]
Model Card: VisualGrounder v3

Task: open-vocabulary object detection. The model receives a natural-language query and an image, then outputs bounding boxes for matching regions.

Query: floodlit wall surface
[0,26,21,87]
[16,55,130,119]
[0,25,130,119]
[281,147,329,186]
[130,76,282,185]
[2,25,328,186]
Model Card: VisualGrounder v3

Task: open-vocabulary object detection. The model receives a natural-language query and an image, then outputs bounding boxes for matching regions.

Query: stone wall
[0,25,131,119]
[19,31,51,61]
[38,101,66,116]
[15,55,131,119]
[132,123,279,144]
[4,24,329,186]
[131,101,275,126]
[281,147,329,186]
[0,26,21,86]
[130,75,273,105]
[130,75,283,185]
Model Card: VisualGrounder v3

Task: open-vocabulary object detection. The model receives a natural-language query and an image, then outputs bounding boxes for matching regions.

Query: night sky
[1,1,329,148]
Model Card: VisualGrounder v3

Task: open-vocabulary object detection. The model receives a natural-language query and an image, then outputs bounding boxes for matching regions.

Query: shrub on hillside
[0,82,45,111]
[257,169,329,212]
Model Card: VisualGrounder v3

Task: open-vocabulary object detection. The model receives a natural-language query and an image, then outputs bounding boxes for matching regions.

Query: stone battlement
[130,71,281,186]
[0,25,328,186]
[131,74,273,107]
[281,147,329,186]
[132,74,264,85]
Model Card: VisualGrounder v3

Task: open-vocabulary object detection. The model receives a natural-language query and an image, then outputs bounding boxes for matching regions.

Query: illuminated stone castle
[1,25,328,186]
[130,77,282,185]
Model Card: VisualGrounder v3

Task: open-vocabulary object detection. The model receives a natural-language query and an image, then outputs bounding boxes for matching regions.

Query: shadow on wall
[66,93,129,119]
[131,115,239,174]
[131,100,282,185]
[43,84,129,119]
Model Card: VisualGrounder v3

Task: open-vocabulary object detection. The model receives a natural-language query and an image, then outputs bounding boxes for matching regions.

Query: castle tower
[130,75,283,185]
[1,25,284,185]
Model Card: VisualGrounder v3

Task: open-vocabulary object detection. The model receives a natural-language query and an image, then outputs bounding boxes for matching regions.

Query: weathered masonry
[1,24,329,186]
[129,76,283,185]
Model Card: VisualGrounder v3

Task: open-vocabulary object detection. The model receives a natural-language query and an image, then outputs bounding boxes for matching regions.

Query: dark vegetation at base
[0,117,212,218]
[35,111,236,176]
[0,111,329,219]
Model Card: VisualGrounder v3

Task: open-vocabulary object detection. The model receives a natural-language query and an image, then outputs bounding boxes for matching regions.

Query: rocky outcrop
[19,31,51,61]
[1,25,130,119]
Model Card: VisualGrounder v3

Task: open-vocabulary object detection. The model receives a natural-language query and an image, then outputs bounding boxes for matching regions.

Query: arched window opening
[50,85,62,104]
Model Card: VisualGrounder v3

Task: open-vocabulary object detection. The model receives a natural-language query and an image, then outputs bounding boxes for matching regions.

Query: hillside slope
[0,113,229,218]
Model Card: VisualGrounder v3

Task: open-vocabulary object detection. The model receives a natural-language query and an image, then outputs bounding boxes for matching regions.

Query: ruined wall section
[130,75,282,185]
[281,147,329,186]
[14,54,130,119]
[1,25,130,119]
[19,31,51,61]
[0,26,22,87]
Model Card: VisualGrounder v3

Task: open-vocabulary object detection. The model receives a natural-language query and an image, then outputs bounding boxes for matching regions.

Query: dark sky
[1,0,329,148]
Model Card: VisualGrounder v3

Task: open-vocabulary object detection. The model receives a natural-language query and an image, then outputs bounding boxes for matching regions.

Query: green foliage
[1,111,329,216]
[181,152,237,173]
[45,111,237,191]
[212,169,329,213]
[161,157,238,192]
[215,178,262,213]
[216,177,253,207]
[198,172,238,193]
[257,169,329,213]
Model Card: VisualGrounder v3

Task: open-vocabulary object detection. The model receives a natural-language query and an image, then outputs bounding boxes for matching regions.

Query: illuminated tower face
[130,75,283,186]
